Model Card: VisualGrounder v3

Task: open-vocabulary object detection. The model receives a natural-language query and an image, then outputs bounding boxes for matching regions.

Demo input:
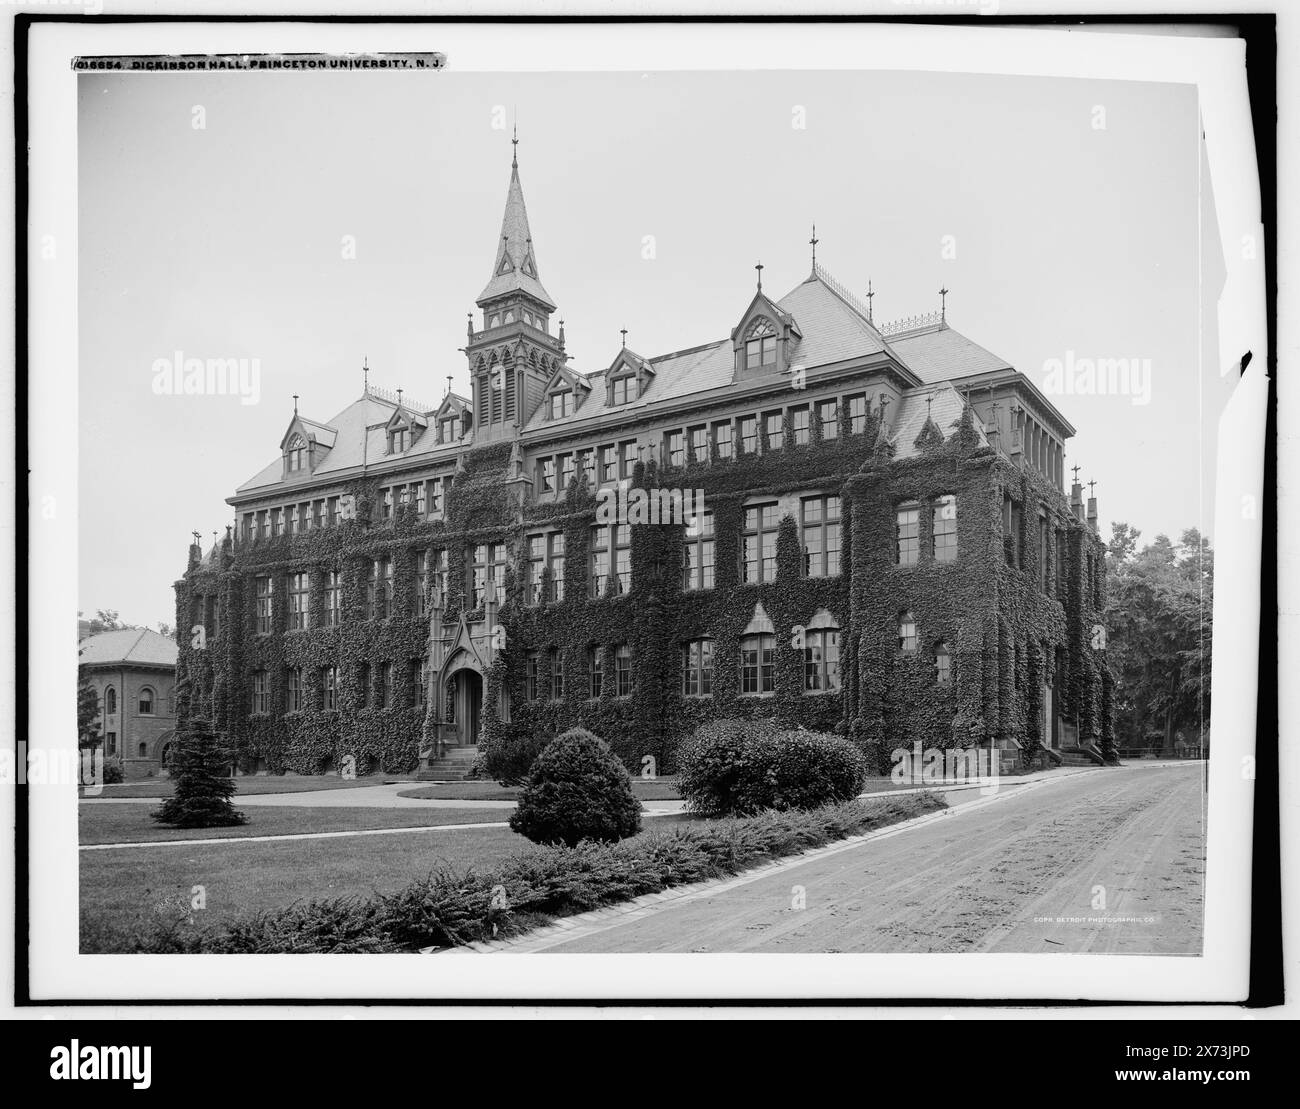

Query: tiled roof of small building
[78,628,178,668]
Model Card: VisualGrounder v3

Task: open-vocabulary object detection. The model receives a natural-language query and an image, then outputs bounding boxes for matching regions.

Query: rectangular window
[681,639,714,697]
[327,496,340,527]
[380,488,393,521]
[527,534,546,604]
[550,391,573,419]
[369,557,393,620]
[378,662,393,709]
[257,510,269,540]
[666,430,686,468]
[538,457,556,496]
[325,570,341,627]
[589,525,630,596]
[805,629,841,693]
[614,644,632,697]
[288,571,311,630]
[848,394,868,434]
[1010,500,1024,569]
[251,670,268,714]
[527,532,565,604]
[739,415,759,456]
[416,549,430,617]
[414,657,428,708]
[1039,513,1049,592]
[611,376,637,405]
[741,503,780,584]
[740,634,775,695]
[621,440,638,479]
[559,452,575,492]
[896,504,920,566]
[1056,530,1068,599]
[255,576,273,634]
[932,496,958,562]
[549,649,565,700]
[243,512,255,541]
[322,666,338,711]
[526,652,541,702]
[689,425,708,465]
[713,420,734,460]
[818,398,839,441]
[428,477,444,518]
[286,667,305,713]
[470,543,507,609]
[415,482,427,517]
[790,406,810,446]
[312,500,324,530]
[764,411,784,451]
[588,647,603,698]
[579,448,597,485]
[683,511,716,591]
[600,444,618,484]
[801,496,842,577]
[899,614,918,653]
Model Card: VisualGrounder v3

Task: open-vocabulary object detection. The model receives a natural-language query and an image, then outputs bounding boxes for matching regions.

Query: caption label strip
[72,53,446,72]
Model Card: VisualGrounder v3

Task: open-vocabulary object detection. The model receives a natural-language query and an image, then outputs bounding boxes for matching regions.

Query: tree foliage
[151,694,247,827]
[77,664,101,750]
[1105,524,1212,752]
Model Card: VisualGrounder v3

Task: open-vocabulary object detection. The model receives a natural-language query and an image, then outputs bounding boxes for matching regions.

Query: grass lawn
[80,773,417,800]
[80,822,548,951]
[396,775,684,802]
[80,804,508,845]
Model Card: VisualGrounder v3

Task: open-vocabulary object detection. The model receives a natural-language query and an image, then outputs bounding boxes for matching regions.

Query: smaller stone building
[78,629,178,779]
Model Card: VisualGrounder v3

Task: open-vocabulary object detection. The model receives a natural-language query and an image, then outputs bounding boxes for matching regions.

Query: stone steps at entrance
[417,746,481,782]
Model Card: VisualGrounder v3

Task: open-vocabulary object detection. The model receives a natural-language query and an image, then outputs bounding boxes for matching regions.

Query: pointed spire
[939,286,949,322]
[477,136,556,309]
[865,279,874,323]
[809,223,819,272]
[362,356,370,395]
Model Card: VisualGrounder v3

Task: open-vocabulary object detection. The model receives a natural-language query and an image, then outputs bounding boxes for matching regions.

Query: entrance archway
[446,669,484,747]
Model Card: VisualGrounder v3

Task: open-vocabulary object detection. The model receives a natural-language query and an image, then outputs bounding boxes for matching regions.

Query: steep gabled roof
[776,268,888,367]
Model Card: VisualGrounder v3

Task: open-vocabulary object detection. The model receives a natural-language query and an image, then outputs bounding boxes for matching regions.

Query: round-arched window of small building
[138,687,155,715]
[105,686,117,715]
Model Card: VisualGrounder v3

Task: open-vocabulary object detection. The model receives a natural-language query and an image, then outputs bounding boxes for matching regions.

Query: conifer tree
[151,693,246,828]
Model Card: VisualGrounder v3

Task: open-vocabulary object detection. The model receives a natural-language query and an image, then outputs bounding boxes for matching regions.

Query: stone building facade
[78,629,179,779]
[175,148,1112,777]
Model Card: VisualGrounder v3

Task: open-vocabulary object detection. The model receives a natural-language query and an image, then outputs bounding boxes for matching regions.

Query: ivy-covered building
[176,146,1113,777]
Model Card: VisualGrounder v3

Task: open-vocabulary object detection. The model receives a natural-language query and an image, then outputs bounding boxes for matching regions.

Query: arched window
[935,642,951,684]
[745,318,777,370]
[105,686,117,715]
[898,611,918,653]
[285,435,306,472]
[138,687,155,715]
[804,610,841,693]
[740,603,776,695]
[138,742,148,758]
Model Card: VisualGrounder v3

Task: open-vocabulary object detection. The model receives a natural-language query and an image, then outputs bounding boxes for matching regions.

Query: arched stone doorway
[442,653,486,748]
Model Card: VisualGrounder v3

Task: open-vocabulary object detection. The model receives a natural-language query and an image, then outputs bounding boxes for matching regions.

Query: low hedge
[677,719,868,816]
[92,792,946,954]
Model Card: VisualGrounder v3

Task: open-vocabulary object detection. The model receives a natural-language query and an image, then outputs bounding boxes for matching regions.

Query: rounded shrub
[101,756,125,785]
[509,728,642,847]
[678,720,867,816]
[483,720,550,785]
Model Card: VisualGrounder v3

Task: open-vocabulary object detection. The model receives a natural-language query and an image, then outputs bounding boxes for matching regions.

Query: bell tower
[466,131,567,445]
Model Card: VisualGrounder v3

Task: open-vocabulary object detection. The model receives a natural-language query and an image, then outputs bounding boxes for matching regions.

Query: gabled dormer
[541,365,590,421]
[731,286,802,378]
[278,411,337,480]
[433,393,472,445]
[606,348,654,407]
[383,402,427,456]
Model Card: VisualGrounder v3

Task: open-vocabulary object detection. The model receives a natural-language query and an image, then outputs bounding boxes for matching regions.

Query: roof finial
[755,262,763,292]
[1071,464,1081,483]
[446,374,453,398]
[467,311,474,340]
[866,279,875,323]
[809,223,819,271]
[926,393,933,419]
[363,356,369,395]
[939,286,949,322]
[191,530,201,547]
[396,387,403,409]
[292,393,298,414]
[558,318,566,348]
[1088,479,1096,497]
[620,327,628,349]
[512,118,518,169]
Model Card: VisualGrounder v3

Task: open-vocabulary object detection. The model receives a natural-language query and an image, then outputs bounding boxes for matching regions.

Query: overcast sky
[79,67,1231,630]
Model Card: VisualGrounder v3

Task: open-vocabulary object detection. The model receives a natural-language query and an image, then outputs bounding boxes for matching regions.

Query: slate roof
[780,269,889,367]
[477,160,556,309]
[887,383,989,461]
[78,629,178,669]
[888,324,1012,385]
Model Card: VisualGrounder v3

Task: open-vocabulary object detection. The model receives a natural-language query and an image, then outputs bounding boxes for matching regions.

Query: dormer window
[439,416,460,443]
[285,435,306,473]
[550,390,574,419]
[610,376,638,406]
[390,427,410,454]
[745,318,777,370]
